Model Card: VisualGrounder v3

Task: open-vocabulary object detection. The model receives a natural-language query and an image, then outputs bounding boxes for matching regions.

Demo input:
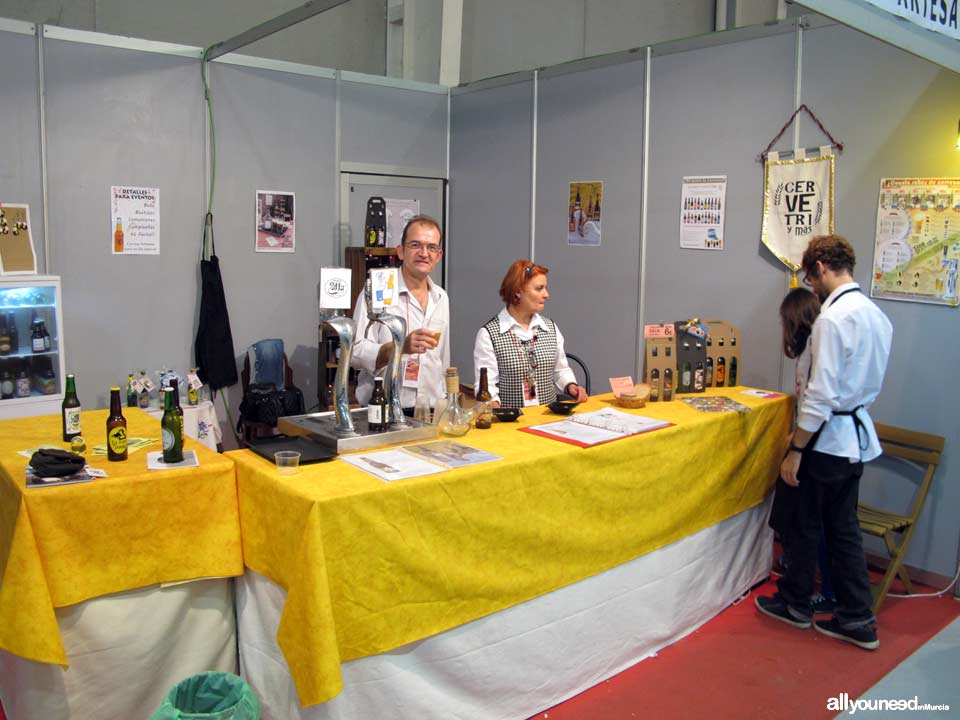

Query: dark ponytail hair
[779,288,821,359]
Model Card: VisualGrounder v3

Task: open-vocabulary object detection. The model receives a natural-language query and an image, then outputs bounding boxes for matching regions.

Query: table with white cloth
[232,389,792,720]
[0,408,243,720]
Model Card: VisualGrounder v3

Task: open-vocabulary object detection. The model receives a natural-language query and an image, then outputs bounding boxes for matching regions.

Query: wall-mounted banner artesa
[761,153,834,271]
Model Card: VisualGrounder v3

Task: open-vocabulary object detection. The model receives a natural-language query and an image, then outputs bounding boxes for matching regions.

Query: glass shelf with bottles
[0,280,63,407]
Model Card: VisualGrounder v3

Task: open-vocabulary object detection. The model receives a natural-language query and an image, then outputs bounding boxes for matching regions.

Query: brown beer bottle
[475,368,493,429]
[114,221,124,253]
[107,386,128,461]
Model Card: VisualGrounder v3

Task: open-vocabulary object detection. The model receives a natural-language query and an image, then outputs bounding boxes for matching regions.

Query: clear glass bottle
[436,367,473,437]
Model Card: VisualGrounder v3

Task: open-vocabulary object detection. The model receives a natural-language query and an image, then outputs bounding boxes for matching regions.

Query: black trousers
[776,449,875,627]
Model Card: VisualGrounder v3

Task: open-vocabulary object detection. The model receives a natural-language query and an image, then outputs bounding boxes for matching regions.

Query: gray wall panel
[448,81,533,377]
[44,39,205,411]
[646,32,798,393]
[0,30,44,267]
[209,63,337,422]
[801,24,960,577]
[340,81,447,174]
[535,59,645,387]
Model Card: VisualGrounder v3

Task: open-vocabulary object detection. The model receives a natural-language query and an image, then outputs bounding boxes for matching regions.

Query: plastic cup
[274,451,301,475]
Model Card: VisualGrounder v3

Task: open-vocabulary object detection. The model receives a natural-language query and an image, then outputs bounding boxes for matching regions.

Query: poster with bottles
[111,186,160,255]
[385,199,420,246]
[680,176,726,250]
[0,203,38,274]
[568,182,603,246]
[871,178,960,307]
[256,190,296,253]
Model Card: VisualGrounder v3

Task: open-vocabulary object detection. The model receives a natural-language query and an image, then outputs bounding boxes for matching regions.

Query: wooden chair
[240,351,293,446]
[857,422,945,613]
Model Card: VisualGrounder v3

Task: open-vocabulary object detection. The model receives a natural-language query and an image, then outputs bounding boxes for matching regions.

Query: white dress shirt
[351,273,450,408]
[797,282,893,462]
[473,307,578,406]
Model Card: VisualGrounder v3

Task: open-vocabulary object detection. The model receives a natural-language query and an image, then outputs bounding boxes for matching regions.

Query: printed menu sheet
[342,441,502,482]
[521,408,672,448]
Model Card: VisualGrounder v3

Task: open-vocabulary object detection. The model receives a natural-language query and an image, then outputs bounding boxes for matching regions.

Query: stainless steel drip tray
[278,409,437,452]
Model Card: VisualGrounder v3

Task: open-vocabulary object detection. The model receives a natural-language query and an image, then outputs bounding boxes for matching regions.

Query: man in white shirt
[757,235,892,651]
[351,216,450,412]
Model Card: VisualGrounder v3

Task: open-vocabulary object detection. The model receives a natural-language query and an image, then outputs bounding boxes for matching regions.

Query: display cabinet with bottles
[0,276,66,419]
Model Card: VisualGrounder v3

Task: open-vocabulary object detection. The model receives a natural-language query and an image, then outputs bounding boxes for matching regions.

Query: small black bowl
[492,407,522,422]
[547,400,578,415]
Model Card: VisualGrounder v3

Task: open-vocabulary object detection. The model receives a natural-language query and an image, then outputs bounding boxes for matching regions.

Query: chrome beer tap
[319,308,359,436]
[364,279,409,429]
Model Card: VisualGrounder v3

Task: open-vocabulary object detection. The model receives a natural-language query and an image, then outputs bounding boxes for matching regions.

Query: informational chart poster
[111,186,159,255]
[256,190,296,253]
[385,198,420,246]
[568,181,602,246]
[680,176,726,250]
[871,177,960,307]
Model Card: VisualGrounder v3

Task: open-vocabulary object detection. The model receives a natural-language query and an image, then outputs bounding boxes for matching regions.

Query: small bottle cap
[111,386,120,391]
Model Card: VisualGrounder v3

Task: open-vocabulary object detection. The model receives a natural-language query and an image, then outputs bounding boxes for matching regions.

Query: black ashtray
[547,400,578,415]
[492,407,522,422]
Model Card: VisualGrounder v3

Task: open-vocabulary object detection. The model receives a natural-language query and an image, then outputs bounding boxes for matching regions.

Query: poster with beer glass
[256,191,296,253]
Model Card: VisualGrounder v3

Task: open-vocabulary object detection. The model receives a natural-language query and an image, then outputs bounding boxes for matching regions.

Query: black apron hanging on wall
[195,212,239,390]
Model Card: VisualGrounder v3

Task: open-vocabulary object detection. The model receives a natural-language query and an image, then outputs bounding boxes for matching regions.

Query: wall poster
[0,203,38,274]
[111,186,160,255]
[680,176,726,250]
[871,177,960,307]
[256,190,296,253]
[760,149,834,275]
[385,198,420,246]
[568,181,602,246]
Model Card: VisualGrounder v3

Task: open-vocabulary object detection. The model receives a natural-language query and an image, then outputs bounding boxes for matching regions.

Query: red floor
[535,577,960,720]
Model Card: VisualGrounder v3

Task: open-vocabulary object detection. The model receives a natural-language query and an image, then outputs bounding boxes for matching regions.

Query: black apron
[195,212,239,391]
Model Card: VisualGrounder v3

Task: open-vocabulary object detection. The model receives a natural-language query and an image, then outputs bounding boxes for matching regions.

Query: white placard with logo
[320,267,352,310]
[369,267,399,311]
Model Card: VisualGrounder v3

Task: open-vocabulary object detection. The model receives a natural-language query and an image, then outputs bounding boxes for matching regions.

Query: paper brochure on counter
[522,408,671,448]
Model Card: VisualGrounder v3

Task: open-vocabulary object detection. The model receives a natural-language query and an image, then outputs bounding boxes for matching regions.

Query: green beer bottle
[160,388,183,463]
[62,374,82,441]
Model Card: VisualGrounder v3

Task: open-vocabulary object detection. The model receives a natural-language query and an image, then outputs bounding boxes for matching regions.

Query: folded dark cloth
[29,448,86,478]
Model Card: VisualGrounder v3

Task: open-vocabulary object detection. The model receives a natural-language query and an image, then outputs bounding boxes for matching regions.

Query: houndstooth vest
[482,316,558,408]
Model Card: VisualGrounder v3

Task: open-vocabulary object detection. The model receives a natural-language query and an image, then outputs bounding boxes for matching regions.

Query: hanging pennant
[761,148,835,281]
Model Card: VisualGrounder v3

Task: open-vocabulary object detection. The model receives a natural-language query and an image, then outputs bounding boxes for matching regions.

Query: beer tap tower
[280,267,434,452]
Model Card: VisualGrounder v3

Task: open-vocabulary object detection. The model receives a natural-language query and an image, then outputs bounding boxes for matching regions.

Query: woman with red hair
[473,260,588,409]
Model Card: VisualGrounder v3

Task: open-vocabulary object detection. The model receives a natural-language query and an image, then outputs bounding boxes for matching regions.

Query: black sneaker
[810,593,837,614]
[755,594,812,629]
[814,618,879,650]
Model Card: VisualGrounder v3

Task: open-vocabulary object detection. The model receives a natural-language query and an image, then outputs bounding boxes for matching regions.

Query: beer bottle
[40,321,51,351]
[15,361,31,397]
[31,319,44,353]
[61,373,82,441]
[705,357,714,387]
[107,386,128,461]
[650,368,660,401]
[187,369,200,406]
[694,360,705,392]
[728,356,738,387]
[474,368,493,429]
[126,374,137,407]
[161,388,184,463]
[0,314,11,356]
[367,377,388,432]
[680,361,692,393]
[7,312,17,353]
[716,357,726,387]
[663,368,674,401]
[170,378,185,446]
[0,366,13,399]
[138,370,150,408]
[114,221,124,253]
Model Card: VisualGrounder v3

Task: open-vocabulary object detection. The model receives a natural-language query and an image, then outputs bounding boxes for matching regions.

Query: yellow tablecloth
[0,408,243,666]
[232,388,792,706]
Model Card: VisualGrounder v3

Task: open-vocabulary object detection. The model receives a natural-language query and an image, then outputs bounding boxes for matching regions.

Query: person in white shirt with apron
[757,235,892,651]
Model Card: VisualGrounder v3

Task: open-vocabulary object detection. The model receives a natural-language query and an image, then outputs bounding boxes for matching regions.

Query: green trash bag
[151,671,260,720]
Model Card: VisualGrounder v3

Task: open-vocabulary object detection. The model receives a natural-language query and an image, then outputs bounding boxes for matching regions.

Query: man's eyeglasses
[404,240,441,255]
